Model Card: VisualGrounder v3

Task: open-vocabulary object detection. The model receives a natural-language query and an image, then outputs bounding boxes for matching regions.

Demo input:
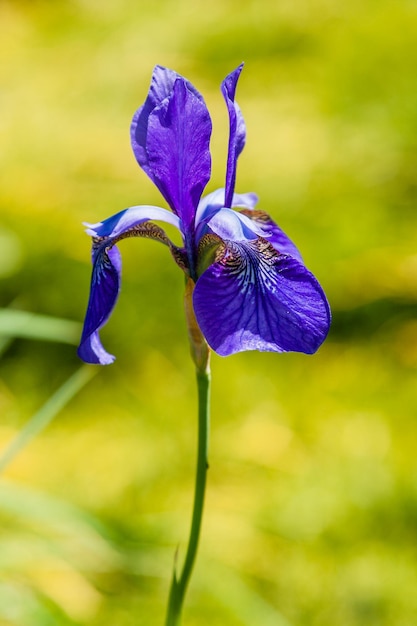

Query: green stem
[165,365,211,626]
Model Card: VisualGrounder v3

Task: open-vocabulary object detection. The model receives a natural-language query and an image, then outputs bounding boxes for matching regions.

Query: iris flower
[78,64,330,365]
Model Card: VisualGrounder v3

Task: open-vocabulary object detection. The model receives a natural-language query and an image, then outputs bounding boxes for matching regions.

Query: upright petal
[131,67,212,229]
[130,67,177,171]
[77,244,121,365]
[221,64,246,208]
[131,66,205,170]
[193,238,330,356]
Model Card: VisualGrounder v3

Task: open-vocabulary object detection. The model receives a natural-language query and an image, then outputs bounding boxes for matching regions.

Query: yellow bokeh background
[1,1,417,624]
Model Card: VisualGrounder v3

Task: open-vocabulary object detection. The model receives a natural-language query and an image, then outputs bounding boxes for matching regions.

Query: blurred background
[1,0,417,624]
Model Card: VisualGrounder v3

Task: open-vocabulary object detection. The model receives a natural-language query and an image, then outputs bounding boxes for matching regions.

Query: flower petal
[78,204,187,365]
[204,207,266,242]
[195,188,259,245]
[131,66,205,171]
[131,67,212,228]
[84,205,181,239]
[221,64,246,207]
[239,209,303,262]
[193,238,330,356]
[195,187,258,226]
[77,245,121,364]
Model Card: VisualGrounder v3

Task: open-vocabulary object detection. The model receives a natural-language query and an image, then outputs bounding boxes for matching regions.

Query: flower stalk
[165,286,210,625]
[184,277,210,374]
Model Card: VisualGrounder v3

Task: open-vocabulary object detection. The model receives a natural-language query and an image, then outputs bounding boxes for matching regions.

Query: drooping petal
[239,209,303,262]
[130,67,212,229]
[193,238,330,356]
[77,244,121,364]
[84,205,181,239]
[221,64,246,207]
[78,205,188,365]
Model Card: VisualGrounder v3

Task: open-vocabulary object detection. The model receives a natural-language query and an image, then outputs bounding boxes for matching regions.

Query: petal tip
[77,336,116,365]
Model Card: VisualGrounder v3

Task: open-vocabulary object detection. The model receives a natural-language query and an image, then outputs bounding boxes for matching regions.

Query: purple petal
[77,245,121,365]
[131,66,205,170]
[221,64,246,207]
[84,205,181,239]
[193,239,330,356]
[132,68,179,166]
[78,203,187,365]
[131,67,212,228]
[205,208,266,242]
[195,188,258,242]
[195,187,258,225]
[239,209,303,262]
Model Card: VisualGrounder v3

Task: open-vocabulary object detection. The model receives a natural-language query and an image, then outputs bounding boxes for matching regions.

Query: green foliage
[1,0,417,624]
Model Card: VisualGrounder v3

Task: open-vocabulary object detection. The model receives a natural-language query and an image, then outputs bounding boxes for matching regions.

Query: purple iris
[78,64,330,365]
